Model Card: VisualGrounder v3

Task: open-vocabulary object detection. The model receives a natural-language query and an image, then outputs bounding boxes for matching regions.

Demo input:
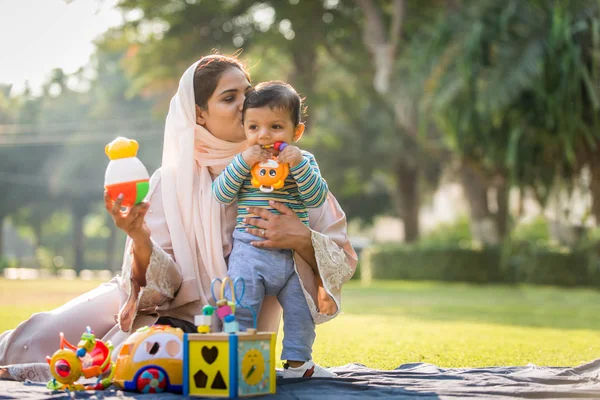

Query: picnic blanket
[1,360,600,399]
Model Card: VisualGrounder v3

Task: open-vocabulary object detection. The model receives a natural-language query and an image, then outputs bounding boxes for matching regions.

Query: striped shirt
[212,151,329,230]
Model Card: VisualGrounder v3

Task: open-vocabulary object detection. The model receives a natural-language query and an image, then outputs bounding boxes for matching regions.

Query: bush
[510,240,597,286]
[0,256,18,273]
[363,243,504,284]
[350,262,361,280]
[0,257,9,272]
[363,240,600,287]
[420,216,472,248]
[512,217,550,243]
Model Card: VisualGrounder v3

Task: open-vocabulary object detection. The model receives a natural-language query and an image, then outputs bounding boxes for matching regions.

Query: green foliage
[0,257,15,272]
[105,0,442,228]
[365,236,600,287]
[510,241,596,286]
[512,217,551,243]
[364,244,504,283]
[0,26,158,267]
[419,216,472,248]
[5,0,600,270]
[405,0,600,244]
[34,247,57,271]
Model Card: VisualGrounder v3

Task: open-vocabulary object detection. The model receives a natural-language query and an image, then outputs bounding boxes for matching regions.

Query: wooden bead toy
[183,277,275,398]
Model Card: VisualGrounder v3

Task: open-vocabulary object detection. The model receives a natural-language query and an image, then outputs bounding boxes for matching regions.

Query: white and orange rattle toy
[251,142,290,193]
[104,137,150,208]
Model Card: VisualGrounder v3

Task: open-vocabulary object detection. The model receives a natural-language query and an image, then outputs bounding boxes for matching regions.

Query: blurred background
[2,0,600,287]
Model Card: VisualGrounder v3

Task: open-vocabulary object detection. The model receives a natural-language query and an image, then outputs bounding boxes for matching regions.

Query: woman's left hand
[244,200,311,251]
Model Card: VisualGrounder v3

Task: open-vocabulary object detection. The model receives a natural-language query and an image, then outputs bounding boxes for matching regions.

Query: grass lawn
[1,278,600,369]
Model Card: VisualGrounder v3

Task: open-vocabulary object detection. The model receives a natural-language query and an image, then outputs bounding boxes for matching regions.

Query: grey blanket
[1,361,600,399]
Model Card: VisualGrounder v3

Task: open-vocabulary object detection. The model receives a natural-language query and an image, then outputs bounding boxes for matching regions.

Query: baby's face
[243,106,299,151]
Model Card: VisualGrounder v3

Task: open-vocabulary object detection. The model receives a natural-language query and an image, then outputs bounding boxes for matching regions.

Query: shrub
[363,243,503,284]
[363,240,599,287]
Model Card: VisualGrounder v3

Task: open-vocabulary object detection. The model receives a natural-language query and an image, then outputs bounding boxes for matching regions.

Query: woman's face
[196,67,251,143]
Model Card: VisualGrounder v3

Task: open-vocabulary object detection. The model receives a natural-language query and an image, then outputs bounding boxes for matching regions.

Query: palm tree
[411,0,600,243]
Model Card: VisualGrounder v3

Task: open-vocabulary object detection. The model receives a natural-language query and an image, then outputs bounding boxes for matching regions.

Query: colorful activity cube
[183,331,276,398]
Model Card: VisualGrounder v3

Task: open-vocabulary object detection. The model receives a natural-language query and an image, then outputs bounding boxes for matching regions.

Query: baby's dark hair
[242,81,305,126]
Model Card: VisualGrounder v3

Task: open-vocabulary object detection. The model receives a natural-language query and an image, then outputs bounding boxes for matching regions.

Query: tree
[0,84,50,257]
[348,0,454,241]
[413,0,600,243]
[104,0,450,240]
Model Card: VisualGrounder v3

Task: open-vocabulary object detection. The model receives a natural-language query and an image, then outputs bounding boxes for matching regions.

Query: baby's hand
[277,145,303,168]
[242,145,269,166]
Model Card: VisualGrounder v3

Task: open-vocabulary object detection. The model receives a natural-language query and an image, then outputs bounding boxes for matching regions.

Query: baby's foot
[282,360,336,378]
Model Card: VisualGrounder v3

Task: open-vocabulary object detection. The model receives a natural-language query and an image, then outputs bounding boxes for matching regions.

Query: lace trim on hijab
[121,240,175,307]
[295,230,354,325]
[4,363,51,382]
[311,230,354,290]
[140,242,177,308]
[298,282,333,325]
[118,241,176,331]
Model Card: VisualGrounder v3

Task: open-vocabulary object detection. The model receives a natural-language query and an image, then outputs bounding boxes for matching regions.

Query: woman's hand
[244,200,309,249]
[104,190,150,241]
[244,201,318,272]
[104,190,152,286]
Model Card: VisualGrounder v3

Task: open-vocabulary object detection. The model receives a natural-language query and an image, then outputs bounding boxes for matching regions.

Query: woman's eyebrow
[219,88,238,96]
[219,84,252,96]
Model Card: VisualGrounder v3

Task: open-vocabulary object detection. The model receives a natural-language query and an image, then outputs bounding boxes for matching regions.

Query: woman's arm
[130,231,153,287]
[294,230,318,272]
[105,173,184,331]
[104,191,152,287]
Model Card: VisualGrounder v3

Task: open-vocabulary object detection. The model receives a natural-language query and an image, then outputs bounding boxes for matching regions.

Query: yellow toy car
[113,325,184,394]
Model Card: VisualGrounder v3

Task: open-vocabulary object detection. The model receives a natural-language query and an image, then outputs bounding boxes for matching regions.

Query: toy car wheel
[136,367,167,393]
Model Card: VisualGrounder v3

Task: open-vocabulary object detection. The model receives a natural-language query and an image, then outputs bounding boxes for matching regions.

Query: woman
[0,55,357,381]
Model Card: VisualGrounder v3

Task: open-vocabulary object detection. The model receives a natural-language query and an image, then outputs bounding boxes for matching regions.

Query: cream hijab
[160,60,247,306]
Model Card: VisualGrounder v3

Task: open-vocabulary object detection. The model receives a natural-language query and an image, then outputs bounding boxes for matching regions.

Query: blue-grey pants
[227,229,315,362]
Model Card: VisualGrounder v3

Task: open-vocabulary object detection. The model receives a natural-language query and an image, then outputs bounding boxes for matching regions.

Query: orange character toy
[251,159,289,193]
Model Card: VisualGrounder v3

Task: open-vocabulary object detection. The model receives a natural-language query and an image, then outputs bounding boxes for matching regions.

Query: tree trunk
[395,160,420,242]
[517,186,525,218]
[446,0,462,12]
[590,161,600,225]
[494,174,509,239]
[32,220,42,249]
[72,201,88,276]
[290,46,317,128]
[459,161,499,245]
[31,219,43,269]
[106,219,118,274]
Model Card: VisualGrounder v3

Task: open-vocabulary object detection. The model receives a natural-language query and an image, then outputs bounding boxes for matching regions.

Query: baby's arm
[290,151,329,208]
[212,154,251,204]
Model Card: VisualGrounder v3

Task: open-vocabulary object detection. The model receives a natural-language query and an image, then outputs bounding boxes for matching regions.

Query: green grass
[0,278,105,333]
[2,278,600,369]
